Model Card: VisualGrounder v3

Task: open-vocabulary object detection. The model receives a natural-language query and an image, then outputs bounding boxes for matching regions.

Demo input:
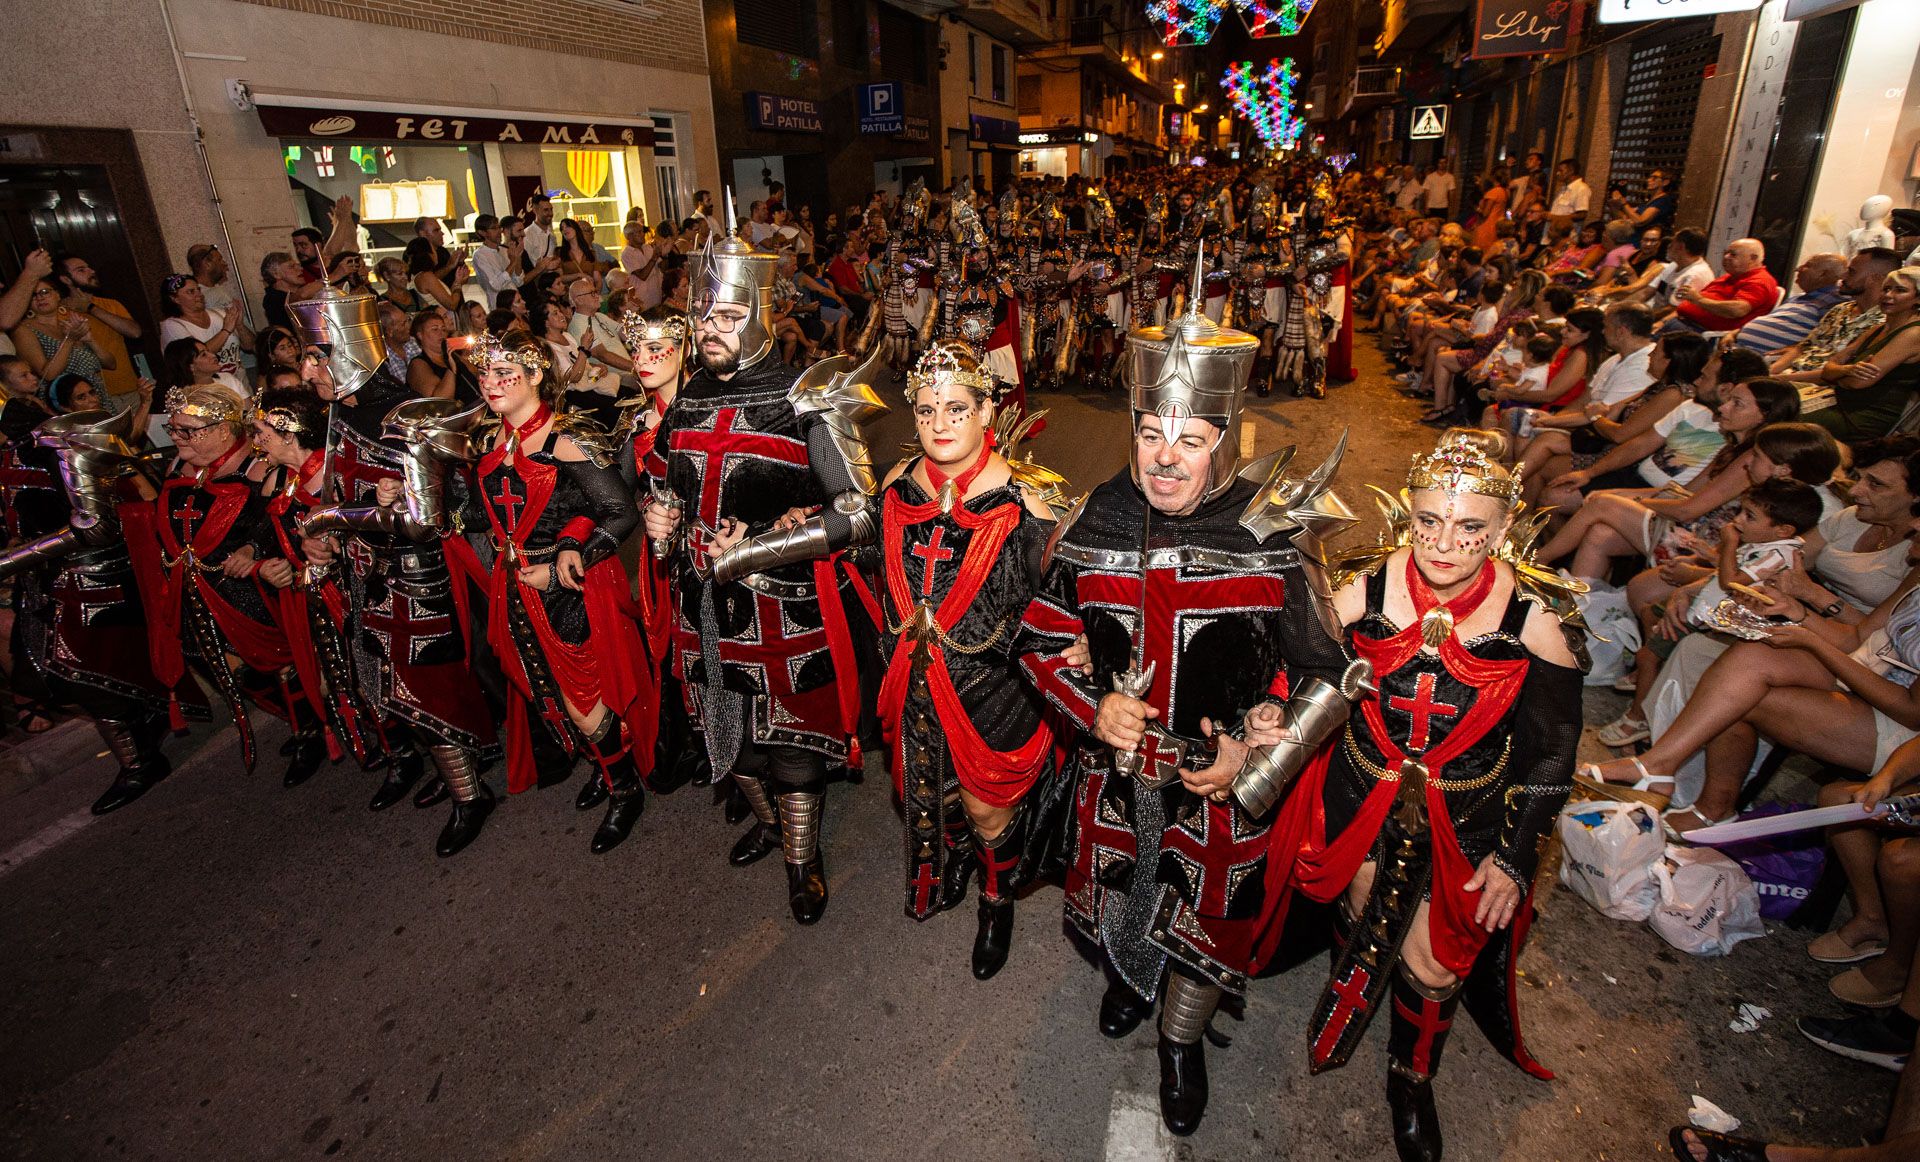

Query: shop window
[282,137,494,268]
[737,0,819,59]
[539,148,637,255]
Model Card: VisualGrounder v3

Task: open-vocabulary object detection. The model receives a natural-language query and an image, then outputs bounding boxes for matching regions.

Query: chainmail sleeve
[556,456,639,568]
[1491,654,1584,887]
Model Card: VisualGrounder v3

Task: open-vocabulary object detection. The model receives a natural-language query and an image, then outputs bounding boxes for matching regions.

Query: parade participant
[0,406,187,813]
[0,390,66,736]
[868,342,1066,977]
[293,291,501,853]
[465,329,652,854]
[1266,431,1586,1161]
[642,220,884,925]
[1274,179,1348,399]
[1224,251,1281,397]
[250,387,386,784]
[1015,260,1355,1135]
[125,384,301,779]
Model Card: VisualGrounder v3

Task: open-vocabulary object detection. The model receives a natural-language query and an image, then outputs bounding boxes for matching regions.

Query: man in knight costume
[1274,178,1347,399]
[1016,253,1360,1136]
[643,214,884,925]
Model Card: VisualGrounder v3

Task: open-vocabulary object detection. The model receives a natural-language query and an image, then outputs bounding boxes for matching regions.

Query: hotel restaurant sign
[257,104,656,147]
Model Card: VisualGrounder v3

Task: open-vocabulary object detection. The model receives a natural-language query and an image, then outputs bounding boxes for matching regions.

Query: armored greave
[429,741,484,804]
[770,751,829,923]
[1159,969,1224,1045]
[732,770,778,828]
[778,786,824,867]
[1387,964,1461,1082]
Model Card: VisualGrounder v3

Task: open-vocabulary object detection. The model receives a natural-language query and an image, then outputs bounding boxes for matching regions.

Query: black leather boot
[778,788,828,925]
[430,744,492,858]
[412,774,450,809]
[575,772,609,811]
[89,718,171,815]
[591,782,645,853]
[646,673,696,794]
[728,772,781,867]
[1386,967,1459,1162]
[1157,972,1223,1137]
[1099,977,1152,1039]
[369,745,425,811]
[722,778,750,824]
[281,725,327,789]
[971,898,1015,980]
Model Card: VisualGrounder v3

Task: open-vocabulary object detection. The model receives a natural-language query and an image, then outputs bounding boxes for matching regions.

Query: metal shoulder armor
[549,413,620,469]
[787,347,890,497]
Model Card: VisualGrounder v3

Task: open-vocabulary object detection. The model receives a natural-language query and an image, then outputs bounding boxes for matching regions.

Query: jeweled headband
[1406,434,1522,503]
[163,386,242,424]
[619,311,688,351]
[250,404,314,436]
[466,333,551,372]
[905,341,993,402]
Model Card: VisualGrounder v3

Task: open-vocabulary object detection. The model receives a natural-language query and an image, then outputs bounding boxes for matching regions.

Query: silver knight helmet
[1124,248,1259,500]
[688,191,779,371]
[289,286,384,398]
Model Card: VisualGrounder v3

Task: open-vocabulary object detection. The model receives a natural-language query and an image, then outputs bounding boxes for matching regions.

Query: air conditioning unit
[1353,66,1401,99]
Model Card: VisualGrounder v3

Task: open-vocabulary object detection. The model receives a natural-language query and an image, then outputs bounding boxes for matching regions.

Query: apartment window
[737,0,819,58]
[832,1,866,68]
[878,4,929,85]
[991,44,1008,103]
[1018,74,1041,115]
[969,33,979,92]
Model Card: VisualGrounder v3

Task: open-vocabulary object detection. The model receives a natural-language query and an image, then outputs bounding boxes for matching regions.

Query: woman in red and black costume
[1262,430,1586,1162]
[864,341,1066,979]
[249,387,389,786]
[125,384,307,781]
[466,330,653,854]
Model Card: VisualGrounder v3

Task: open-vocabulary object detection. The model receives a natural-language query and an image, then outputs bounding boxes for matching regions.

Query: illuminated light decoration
[1221,57,1307,153]
[1327,153,1356,173]
[1146,0,1228,46]
[1237,0,1318,38]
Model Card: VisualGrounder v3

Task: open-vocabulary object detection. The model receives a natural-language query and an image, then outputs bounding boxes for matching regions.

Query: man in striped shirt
[1770,247,1905,384]
[1734,252,1847,353]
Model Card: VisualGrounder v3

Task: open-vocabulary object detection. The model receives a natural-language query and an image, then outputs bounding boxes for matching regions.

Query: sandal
[1663,803,1735,842]
[1596,712,1651,748]
[1666,1126,1770,1162]
[1808,930,1888,964]
[1574,758,1673,808]
[12,696,59,736]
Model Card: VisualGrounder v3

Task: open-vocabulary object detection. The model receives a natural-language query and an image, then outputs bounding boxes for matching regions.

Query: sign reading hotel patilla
[256,105,655,147]
[746,92,824,133]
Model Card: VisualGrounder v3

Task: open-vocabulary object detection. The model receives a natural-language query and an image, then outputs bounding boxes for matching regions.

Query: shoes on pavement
[1808,930,1889,964]
[1596,712,1651,748]
[1797,1013,1912,1071]
[1829,966,1903,1009]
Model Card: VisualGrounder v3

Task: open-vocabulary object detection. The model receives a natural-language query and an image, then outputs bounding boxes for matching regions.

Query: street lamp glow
[1193,103,1209,113]
[1151,50,1166,60]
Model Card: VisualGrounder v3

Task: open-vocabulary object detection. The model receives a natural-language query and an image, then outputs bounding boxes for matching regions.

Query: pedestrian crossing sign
[1409,105,1448,140]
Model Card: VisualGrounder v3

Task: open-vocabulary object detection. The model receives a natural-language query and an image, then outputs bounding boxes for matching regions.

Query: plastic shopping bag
[1722,804,1827,921]
[1557,800,1664,921]
[1648,845,1766,956]
[1576,579,1640,687]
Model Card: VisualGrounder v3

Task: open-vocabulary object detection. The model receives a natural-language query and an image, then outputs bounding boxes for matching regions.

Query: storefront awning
[251,91,655,147]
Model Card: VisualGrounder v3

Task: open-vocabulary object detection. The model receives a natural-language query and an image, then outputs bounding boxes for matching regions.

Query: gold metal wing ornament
[1326,485,1411,592]
[1236,429,1358,562]
[548,413,621,469]
[992,404,1077,519]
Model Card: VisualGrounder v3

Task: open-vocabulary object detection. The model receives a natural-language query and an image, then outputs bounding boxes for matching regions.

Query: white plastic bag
[1577,579,1641,687]
[1558,800,1664,921]
[1648,845,1766,956]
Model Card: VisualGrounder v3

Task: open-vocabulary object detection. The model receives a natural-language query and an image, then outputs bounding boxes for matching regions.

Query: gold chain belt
[1343,724,1511,793]
[887,606,1017,656]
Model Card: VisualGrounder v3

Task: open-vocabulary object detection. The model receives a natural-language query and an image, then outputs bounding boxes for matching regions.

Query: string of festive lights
[1237,0,1317,38]
[1221,57,1306,153]
[1145,0,1227,46]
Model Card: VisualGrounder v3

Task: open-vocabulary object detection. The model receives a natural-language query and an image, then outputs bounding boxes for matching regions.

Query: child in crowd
[1601,478,1827,747]
[1484,330,1564,436]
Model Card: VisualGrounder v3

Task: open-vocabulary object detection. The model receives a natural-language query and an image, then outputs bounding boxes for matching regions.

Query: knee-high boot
[89,716,171,815]
[1386,965,1461,1162]
[430,743,493,858]
[727,771,781,867]
[369,736,425,811]
[776,781,828,925]
[1157,970,1223,1137]
[969,811,1025,980]
[584,714,646,854]
[282,701,328,789]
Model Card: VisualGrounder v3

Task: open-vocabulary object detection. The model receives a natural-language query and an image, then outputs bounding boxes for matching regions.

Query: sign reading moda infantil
[255,104,654,146]
[1470,0,1572,60]
[746,92,824,133]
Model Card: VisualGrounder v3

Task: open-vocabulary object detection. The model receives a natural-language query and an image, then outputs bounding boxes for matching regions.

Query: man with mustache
[1015,260,1356,1136]
[642,215,884,925]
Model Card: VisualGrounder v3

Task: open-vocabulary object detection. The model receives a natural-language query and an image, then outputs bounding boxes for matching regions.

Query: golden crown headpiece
[1406,433,1522,504]
[619,311,688,350]
[163,386,242,424]
[465,332,551,372]
[905,341,994,401]
[249,403,314,436]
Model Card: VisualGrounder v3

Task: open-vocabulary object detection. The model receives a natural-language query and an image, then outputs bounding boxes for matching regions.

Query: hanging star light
[1237,0,1318,38]
[1221,58,1306,153]
[1146,0,1228,46]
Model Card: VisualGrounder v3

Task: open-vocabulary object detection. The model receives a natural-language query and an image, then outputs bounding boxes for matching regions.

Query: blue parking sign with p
[859,83,904,134]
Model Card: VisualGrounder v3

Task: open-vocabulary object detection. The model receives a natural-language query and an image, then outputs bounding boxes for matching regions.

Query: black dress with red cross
[125,442,295,773]
[1264,556,1582,1098]
[1014,465,1351,1001]
[471,410,650,804]
[868,462,1056,923]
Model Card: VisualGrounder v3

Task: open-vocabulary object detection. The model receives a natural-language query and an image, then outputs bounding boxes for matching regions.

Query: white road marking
[0,807,97,876]
[1104,1089,1178,1161]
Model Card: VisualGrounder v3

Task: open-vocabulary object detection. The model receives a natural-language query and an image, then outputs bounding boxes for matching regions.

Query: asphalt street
[0,349,1892,1160]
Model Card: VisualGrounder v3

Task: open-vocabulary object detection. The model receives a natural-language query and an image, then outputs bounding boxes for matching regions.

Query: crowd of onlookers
[1346,156,1920,1160]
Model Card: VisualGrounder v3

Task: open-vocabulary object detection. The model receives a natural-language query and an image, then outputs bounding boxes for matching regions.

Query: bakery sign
[256,104,655,147]
[1470,0,1573,59]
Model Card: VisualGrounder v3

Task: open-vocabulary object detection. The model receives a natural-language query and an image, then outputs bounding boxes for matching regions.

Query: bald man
[1670,237,1781,333]
[1733,251,1848,353]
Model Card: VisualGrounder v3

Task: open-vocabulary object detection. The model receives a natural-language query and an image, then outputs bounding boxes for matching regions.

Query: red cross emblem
[1161,802,1270,916]
[1393,990,1455,1075]
[491,474,528,534]
[910,861,940,914]
[671,407,808,529]
[719,591,827,697]
[1078,564,1286,724]
[1312,961,1373,1067]
[1388,672,1460,754]
[361,594,450,665]
[909,526,954,597]
[170,493,207,542]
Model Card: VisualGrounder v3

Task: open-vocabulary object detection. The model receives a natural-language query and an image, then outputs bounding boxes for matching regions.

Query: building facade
[1015,6,1179,180]
[6,0,718,348]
